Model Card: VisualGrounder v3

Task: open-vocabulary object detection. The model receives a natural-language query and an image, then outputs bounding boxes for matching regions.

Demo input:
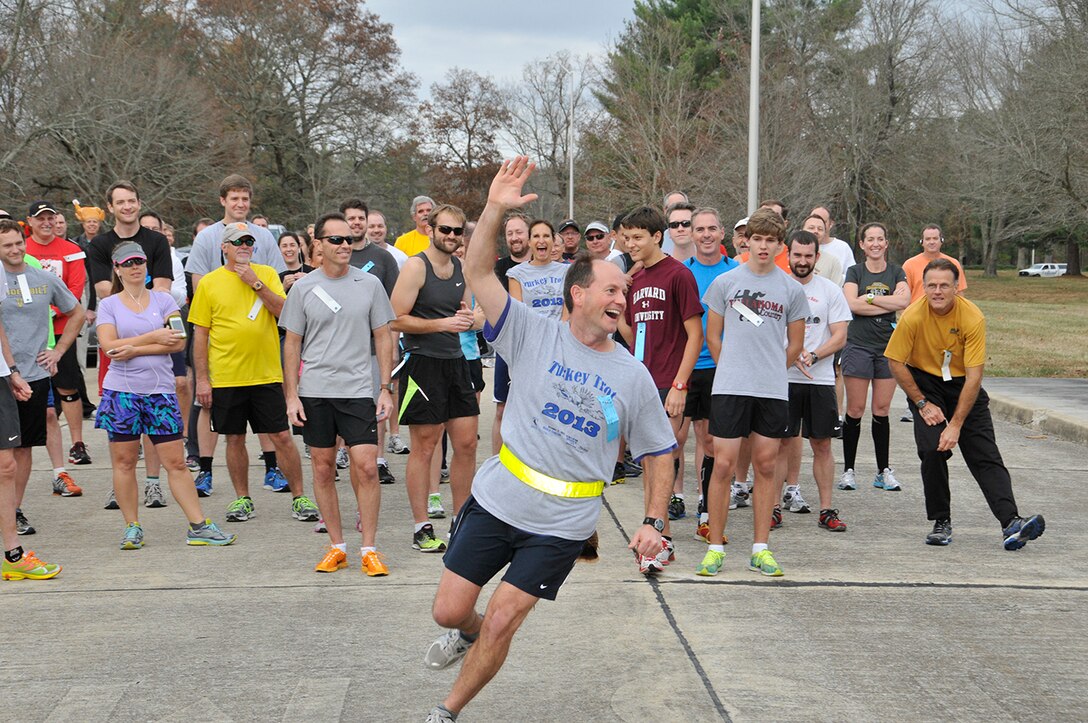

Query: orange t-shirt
[739,246,790,272]
[902,252,967,303]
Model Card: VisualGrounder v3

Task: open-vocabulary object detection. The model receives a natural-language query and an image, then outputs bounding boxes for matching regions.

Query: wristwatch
[381,382,394,393]
[671,380,688,391]
[865,292,875,305]
[252,280,264,291]
[915,398,928,410]
[643,516,665,532]
[8,364,18,375]
[809,351,819,364]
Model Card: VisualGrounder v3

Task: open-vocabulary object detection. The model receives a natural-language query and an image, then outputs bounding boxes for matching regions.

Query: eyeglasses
[318,235,353,245]
[115,258,146,268]
[585,233,606,241]
[668,220,692,229]
[228,237,256,246]
[437,225,464,237]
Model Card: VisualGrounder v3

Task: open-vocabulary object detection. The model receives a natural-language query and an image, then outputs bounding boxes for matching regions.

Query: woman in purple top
[95,242,235,549]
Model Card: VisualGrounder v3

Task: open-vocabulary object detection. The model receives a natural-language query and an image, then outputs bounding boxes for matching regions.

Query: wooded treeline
[1,0,1084,273]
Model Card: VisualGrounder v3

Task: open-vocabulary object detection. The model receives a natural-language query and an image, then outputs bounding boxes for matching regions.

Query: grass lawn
[963,270,1088,377]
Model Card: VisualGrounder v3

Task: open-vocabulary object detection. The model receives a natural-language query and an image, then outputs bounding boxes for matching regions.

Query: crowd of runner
[0,159,1046,721]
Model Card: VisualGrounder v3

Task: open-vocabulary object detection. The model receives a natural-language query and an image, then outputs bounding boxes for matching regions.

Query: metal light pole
[747,0,761,213]
[568,73,576,220]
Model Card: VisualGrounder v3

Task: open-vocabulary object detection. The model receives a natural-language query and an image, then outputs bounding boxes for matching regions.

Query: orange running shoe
[314,546,347,573]
[52,471,83,497]
[361,550,389,577]
[2,550,61,580]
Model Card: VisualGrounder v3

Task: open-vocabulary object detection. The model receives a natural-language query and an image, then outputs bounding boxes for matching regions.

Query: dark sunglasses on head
[228,236,256,246]
[115,258,146,268]
[585,232,606,241]
[437,225,464,237]
[319,235,353,245]
[668,220,692,229]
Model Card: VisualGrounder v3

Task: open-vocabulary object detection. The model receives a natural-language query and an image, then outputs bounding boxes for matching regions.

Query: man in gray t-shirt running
[420,157,676,723]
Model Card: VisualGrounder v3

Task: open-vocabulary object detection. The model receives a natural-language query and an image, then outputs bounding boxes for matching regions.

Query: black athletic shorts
[786,383,838,439]
[683,368,715,420]
[210,383,289,435]
[51,344,82,391]
[398,355,479,425]
[300,397,377,448]
[840,342,892,380]
[443,495,585,602]
[709,394,791,439]
[467,358,485,393]
[0,376,22,450]
[16,378,51,448]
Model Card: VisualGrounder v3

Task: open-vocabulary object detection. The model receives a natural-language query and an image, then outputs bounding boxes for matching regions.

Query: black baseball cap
[557,219,580,234]
[27,201,57,217]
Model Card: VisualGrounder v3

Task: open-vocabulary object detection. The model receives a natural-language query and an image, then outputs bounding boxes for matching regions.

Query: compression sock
[262,451,277,472]
[842,415,862,470]
[872,415,890,471]
[199,456,213,473]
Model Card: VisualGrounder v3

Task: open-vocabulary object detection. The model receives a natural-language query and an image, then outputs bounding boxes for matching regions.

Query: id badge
[732,299,763,326]
[360,261,375,273]
[634,322,647,361]
[17,274,32,304]
[313,286,341,313]
[597,395,620,442]
[941,350,953,382]
[247,298,264,321]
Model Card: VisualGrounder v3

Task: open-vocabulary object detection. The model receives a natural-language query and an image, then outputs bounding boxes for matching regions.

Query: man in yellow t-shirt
[885,258,1044,551]
[189,223,318,524]
[393,195,435,257]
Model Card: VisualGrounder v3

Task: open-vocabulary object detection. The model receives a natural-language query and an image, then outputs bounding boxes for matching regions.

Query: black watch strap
[642,516,664,532]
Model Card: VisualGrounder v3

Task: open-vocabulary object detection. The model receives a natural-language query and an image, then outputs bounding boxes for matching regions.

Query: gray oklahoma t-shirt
[279,267,395,399]
[471,298,677,540]
[186,221,286,277]
[506,261,569,321]
[2,266,79,382]
[702,263,808,401]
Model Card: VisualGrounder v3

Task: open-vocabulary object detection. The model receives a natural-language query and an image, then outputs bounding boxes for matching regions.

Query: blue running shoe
[1002,514,1045,551]
[194,470,213,497]
[120,522,144,550]
[263,467,289,493]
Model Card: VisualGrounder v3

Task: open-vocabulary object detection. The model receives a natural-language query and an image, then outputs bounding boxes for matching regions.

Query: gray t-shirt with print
[279,267,395,399]
[2,266,79,382]
[506,261,569,321]
[702,263,808,401]
[471,298,677,541]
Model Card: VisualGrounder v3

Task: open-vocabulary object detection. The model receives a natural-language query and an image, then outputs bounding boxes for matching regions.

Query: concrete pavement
[2,371,1085,722]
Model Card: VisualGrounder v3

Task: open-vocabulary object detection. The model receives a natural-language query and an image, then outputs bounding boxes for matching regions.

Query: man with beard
[775,231,850,532]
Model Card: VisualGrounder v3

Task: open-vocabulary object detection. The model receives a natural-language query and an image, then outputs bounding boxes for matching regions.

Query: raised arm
[465,156,539,325]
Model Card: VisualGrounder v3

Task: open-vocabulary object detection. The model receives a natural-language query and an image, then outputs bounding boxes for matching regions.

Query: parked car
[1018,263,1067,277]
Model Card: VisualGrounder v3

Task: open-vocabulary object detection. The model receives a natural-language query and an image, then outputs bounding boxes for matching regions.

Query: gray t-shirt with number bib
[702,263,808,401]
[279,267,394,399]
[472,298,677,540]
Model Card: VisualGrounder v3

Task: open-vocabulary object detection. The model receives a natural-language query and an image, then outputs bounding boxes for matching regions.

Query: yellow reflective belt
[499,444,605,499]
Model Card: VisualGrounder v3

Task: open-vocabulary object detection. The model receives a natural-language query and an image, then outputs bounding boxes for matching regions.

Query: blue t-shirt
[685,255,739,369]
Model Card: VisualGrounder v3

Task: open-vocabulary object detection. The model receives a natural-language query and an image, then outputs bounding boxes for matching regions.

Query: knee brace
[59,392,81,403]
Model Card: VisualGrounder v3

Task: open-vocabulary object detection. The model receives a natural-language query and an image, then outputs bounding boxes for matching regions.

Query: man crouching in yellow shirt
[885,258,1045,551]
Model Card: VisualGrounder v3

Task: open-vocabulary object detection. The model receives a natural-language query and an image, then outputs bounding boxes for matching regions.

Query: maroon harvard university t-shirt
[625,255,703,389]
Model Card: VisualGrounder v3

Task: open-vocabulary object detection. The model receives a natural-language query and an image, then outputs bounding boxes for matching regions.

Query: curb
[988,392,1088,446]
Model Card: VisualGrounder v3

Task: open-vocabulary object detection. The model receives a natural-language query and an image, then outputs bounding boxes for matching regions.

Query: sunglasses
[319,235,353,245]
[228,237,256,246]
[668,220,692,229]
[585,232,606,241]
[437,225,464,237]
[115,258,146,268]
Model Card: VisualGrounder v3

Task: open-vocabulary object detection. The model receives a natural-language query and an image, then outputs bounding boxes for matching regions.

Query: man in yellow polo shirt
[885,258,1044,551]
[189,223,318,524]
[393,195,434,257]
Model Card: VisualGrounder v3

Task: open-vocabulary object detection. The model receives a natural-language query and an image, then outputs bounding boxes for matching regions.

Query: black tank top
[403,252,465,359]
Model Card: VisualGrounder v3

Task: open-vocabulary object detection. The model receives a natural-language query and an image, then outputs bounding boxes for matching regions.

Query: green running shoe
[225,496,255,522]
[748,549,783,577]
[413,523,447,553]
[120,522,144,550]
[291,495,320,522]
[187,520,237,546]
[695,549,725,576]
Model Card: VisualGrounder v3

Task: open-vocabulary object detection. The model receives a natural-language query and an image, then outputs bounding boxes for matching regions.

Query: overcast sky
[365,0,636,95]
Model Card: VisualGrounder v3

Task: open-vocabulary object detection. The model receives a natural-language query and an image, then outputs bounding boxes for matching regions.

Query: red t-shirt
[25,236,86,335]
[625,255,703,388]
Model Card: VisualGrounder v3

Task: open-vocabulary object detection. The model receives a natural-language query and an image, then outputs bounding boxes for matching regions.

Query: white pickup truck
[1018,263,1067,277]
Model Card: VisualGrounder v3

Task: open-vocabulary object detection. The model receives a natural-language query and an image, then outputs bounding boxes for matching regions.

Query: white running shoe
[876,467,902,491]
[424,630,474,670]
[783,487,811,513]
[838,469,857,490]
